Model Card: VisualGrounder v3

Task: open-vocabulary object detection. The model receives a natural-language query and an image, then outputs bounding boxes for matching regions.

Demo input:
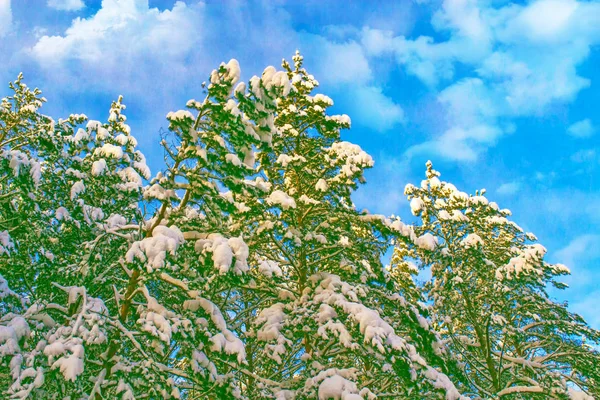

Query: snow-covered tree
[0,59,288,398]
[220,53,466,399]
[0,54,468,399]
[394,161,600,399]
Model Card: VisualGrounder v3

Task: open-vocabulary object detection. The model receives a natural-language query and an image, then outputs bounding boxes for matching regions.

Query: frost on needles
[0,55,598,400]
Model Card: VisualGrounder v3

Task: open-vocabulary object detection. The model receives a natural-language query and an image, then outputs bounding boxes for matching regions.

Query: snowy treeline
[0,53,598,399]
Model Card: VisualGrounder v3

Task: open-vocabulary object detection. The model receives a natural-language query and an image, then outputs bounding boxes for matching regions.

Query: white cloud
[567,119,595,138]
[0,0,12,38]
[32,0,201,63]
[555,234,600,267]
[553,233,600,291]
[307,34,405,132]
[47,0,85,11]
[571,149,597,163]
[359,0,600,161]
[406,76,504,161]
[553,234,600,328]
[361,28,394,57]
[542,191,600,225]
[432,0,491,44]
[496,181,520,195]
[407,124,502,162]
[571,291,600,329]
[500,0,600,45]
[406,138,477,162]
[312,40,372,84]
[347,85,404,132]
[361,29,457,87]
[29,0,205,93]
[437,78,498,127]
[516,0,578,41]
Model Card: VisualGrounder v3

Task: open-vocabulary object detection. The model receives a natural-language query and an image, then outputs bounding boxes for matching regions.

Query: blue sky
[1,0,599,326]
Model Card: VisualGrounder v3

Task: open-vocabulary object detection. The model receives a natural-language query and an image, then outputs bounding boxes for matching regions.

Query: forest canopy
[0,53,598,399]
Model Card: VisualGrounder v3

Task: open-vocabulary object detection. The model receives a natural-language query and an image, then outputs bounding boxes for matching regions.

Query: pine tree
[224,53,466,400]
[394,161,600,399]
[0,59,288,398]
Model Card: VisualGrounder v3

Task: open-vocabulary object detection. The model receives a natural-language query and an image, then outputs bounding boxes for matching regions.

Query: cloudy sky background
[1,0,599,326]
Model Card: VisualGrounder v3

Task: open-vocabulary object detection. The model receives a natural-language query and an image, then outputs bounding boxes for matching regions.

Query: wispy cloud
[360,0,600,161]
[571,149,597,163]
[543,191,600,225]
[555,234,600,267]
[304,34,405,132]
[0,0,12,38]
[571,291,600,329]
[47,0,85,11]
[345,85,404,132]
[497,181,521,196]
[553,234,600,328]
[567,119,596,138]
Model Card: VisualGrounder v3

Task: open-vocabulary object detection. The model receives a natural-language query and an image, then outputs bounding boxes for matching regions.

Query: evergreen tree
[394,161,600,399]
[226,53,465,400]
[0,59,288,398]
